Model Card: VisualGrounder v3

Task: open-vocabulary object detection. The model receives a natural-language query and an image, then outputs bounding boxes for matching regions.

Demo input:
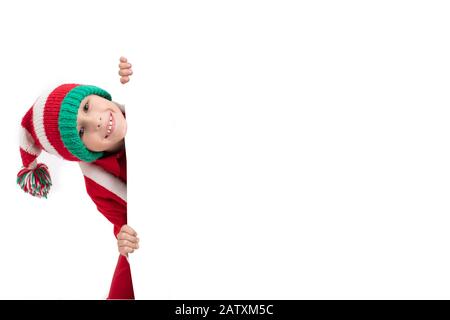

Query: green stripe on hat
[59,85,112,162]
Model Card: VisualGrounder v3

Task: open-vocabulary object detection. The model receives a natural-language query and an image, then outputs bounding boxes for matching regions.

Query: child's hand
[118,56,133,84]
[117,224,139,257]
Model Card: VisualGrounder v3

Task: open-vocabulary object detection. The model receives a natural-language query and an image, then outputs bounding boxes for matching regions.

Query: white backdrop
[1,0,450,299]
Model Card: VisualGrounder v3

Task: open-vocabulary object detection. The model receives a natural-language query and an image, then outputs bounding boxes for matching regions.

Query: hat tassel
[17,163,52,198]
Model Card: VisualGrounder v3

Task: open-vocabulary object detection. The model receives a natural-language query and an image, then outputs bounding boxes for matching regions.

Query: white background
[1,0,450,299]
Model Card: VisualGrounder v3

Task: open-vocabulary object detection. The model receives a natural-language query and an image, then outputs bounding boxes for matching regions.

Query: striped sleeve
[79,162,127,237]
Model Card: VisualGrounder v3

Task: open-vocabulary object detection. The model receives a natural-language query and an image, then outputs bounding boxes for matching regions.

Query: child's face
[76,95,127,152]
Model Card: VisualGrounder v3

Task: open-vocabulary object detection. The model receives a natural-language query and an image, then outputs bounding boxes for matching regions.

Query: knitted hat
[17,83,112,198]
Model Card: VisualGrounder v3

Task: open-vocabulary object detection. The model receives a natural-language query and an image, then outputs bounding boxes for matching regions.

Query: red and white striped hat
[17,83,112,198]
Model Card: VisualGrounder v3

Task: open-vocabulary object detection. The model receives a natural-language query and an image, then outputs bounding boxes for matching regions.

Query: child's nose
[87,116,102,130]
[96,116,102,129]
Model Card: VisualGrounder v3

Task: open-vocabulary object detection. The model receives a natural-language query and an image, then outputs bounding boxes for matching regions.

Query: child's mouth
[105,112,115,139]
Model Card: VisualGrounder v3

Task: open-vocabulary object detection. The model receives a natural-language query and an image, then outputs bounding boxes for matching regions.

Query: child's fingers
[118,69,133,76]
[120,56,128,63]
[118,232,139,243]
[120,224,137,236]
[120,76,130,84]
[118,239,139,249]
[119,62,131,69]
[118,232,138,242]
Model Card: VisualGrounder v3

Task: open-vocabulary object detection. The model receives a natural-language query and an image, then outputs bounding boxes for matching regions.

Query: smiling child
[17,57,138,299]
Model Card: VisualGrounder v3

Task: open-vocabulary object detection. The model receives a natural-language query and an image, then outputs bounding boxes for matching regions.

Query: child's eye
[83,103,89,112]
[79,127,85,137]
